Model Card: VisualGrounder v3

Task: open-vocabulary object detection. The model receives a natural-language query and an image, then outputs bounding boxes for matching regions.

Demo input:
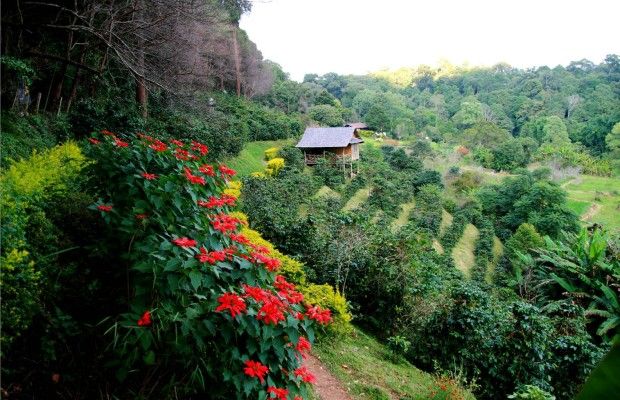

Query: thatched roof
[296,127,363,148]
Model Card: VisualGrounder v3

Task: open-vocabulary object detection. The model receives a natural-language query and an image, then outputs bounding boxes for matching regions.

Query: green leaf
[143,350,156,365]
[189,271,202,290]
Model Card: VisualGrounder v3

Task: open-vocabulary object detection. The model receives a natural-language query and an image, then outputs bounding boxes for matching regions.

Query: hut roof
[296,127,363,148]
[345,122,368,129]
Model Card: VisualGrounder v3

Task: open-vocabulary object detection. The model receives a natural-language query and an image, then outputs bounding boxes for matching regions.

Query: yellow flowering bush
[264,147,279,161]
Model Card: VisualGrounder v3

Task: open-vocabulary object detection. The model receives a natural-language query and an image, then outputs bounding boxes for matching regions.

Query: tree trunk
[135,0,148,118]
[231,27,242,97]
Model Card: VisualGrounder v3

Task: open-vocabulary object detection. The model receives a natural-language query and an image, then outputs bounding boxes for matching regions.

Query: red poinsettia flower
[88,137,100,145]
[229,233,251,245]
[97,204,113,212]
[215,293,246,317]
[114,137,129,147]
[172,237,197,247]
[295,336,311,354]
[305,305,332,325]
[101,129,116,136]
[256,299,286,325]
[294,366,316,384]
[267,386,288,400]
[137,310,152,327]
[141,172,158,180]
[198,164,215,176]
[191,141,209,156]
[169,139,184,147]
[218,164,237,177]
[149,140,168,152]
[184,167,206,185]
[242,284,269,303]
[243,360,269,384]
[174,148,190,160]
[195,247,227,264]
[211,213,241,234]
[135,213,148,220]
[254,253,281,271]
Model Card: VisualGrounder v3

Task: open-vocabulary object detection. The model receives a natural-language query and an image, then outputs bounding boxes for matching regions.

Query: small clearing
[225,139,291,176]
[343,187,371,212]
[314,185,342,200]
[432,239,444,254]
[439,209,453,237]
[451,223,479,279]
[390,201,415,232]
[485,236,504,284]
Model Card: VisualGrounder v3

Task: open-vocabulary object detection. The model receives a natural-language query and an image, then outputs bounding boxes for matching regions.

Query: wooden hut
[295,127,364,166]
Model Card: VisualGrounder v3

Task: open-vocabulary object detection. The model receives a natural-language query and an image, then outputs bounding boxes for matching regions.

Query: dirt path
[581,203,601,222]
[305,354,353,400]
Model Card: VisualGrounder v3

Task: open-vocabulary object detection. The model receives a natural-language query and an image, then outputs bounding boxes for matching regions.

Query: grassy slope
[343,187,372,212]
[225,139,292,176]
[391,201,415,233]
[314,328,475,400]
[451,224,479,279]
[564,175,620,232]
[485,236,504,284]
[439,209,453,237]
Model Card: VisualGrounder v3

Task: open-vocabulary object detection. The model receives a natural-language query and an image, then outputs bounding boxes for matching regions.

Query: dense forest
[2,1,620,399]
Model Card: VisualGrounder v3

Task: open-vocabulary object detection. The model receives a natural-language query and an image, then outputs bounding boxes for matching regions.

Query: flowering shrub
[87,132,330,398]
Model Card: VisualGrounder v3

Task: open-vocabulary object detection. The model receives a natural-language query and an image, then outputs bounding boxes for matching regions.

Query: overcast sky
[240,0,620,81]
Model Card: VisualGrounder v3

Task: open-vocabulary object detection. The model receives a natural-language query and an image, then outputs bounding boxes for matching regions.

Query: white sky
[240,0,620,81]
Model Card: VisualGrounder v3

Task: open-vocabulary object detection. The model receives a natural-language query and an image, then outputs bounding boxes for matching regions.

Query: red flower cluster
[215,293,246,317]
[98,204,113,212]
[137,310,152,327]
[257,297,286,325]
[170,139,184,147]
[174,148,191,160]
[211,213,240,234]
[249,243,270,254]
[218,164,237,177]
[254,253,282,272]
[172,237,197,248]
[295,336,311,355]
[150,140,168,152]
[229,233,251,245]
[184,167,206,185]
[275,276,304,304]
[242,284,270,303]
[294,366,316,384]
[135,213,148,220]
[88,137,101,145]
[191,141,209,156]
[195,247,228,264]
[267,386,288,400]
[141,172,158,180]
[243,360,269,384]
[197,194,236,209]
[199,164,215,176]
[114,137,129,147]
[305,305,332,325]
[101,129,116,136]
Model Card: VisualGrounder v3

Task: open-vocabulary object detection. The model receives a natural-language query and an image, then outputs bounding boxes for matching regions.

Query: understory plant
[87,131,331,399]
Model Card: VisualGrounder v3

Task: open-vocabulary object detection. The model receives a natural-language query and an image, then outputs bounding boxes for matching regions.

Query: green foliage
[412,184,444,235]
[508,385,556,400]
[0,249,40,350]
[85,132,327,398]
[477,171,579,239]
[534,142,612,176]
[605,122,620,156]
[307,104,345,126]
[0,112,65,162]
[1,56,36,85]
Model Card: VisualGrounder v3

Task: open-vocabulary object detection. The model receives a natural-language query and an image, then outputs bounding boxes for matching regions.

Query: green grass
[314,327,475,400]
[343,187,372,212]
[564,175,620,232]
[224,139,292,177]
[451,224,479,279]
[314,185,342,200]
[390,201,415,233]
[485,237,504,284]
